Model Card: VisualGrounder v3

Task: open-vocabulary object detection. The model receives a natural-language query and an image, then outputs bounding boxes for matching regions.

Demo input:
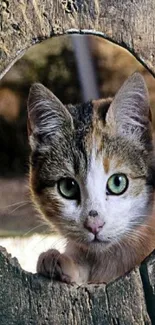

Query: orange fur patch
[103,157,110,174]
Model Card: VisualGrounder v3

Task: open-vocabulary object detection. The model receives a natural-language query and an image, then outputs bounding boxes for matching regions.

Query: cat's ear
[27,83,73,148]
[106,73,152,144]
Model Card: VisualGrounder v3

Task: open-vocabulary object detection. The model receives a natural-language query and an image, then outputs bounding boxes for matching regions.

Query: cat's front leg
[37,249,88,284]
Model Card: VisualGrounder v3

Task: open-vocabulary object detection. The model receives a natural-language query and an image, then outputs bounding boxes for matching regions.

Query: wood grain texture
[0,0,155,78]
[0,246,151,325]
[0,1,155,323]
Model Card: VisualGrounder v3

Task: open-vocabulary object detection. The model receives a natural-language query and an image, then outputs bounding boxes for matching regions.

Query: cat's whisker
[124,229,147,244]
[50,237,67,251]
[0,200,31,210]
[30,232,52,252]
[130,220,155,231]
[23,223,49,237]
[9,202,31,214]
[111,237,123,253]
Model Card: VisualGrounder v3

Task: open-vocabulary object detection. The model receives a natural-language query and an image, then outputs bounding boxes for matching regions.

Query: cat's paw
[37,249,77,284]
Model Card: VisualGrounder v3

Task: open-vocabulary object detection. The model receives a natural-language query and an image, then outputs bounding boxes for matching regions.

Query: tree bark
[0,0,155,79]
[0,246,153,325]
[1,1,155,324]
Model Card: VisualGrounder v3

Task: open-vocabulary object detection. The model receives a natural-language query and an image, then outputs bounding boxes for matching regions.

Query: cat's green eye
[106,174,128,195]
[58,178,80,201]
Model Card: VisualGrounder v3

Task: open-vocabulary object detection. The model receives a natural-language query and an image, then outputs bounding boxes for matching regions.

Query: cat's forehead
[69,100,148,177]
[86,134,147,177]
[31,97,149,183]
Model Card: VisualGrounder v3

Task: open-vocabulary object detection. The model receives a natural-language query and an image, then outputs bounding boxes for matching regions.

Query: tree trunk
[0,0,155,78]
[0,246,154,325]
[0,1,155,324]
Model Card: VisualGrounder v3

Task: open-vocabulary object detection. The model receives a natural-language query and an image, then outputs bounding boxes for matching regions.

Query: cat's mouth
[85,237,112,252]
[88,233,111,245]
[92,238,110,244]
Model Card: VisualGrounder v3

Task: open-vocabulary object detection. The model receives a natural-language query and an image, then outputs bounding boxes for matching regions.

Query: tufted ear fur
[106,73,152,145]
[27,83,73,149]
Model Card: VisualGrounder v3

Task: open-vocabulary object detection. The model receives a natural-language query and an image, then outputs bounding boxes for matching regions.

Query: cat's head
[27,73,155,251]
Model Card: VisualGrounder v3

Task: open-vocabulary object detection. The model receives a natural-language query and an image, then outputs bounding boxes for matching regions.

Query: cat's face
[27,73,154,251]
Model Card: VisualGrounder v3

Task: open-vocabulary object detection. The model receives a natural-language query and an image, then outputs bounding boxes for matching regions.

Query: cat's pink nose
[84,215,105,235]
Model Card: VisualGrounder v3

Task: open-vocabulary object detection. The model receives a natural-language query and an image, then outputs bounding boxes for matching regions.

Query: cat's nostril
[89,210,98,217]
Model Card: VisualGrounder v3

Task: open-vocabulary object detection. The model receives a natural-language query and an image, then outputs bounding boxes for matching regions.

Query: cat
[27,72,155,284]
